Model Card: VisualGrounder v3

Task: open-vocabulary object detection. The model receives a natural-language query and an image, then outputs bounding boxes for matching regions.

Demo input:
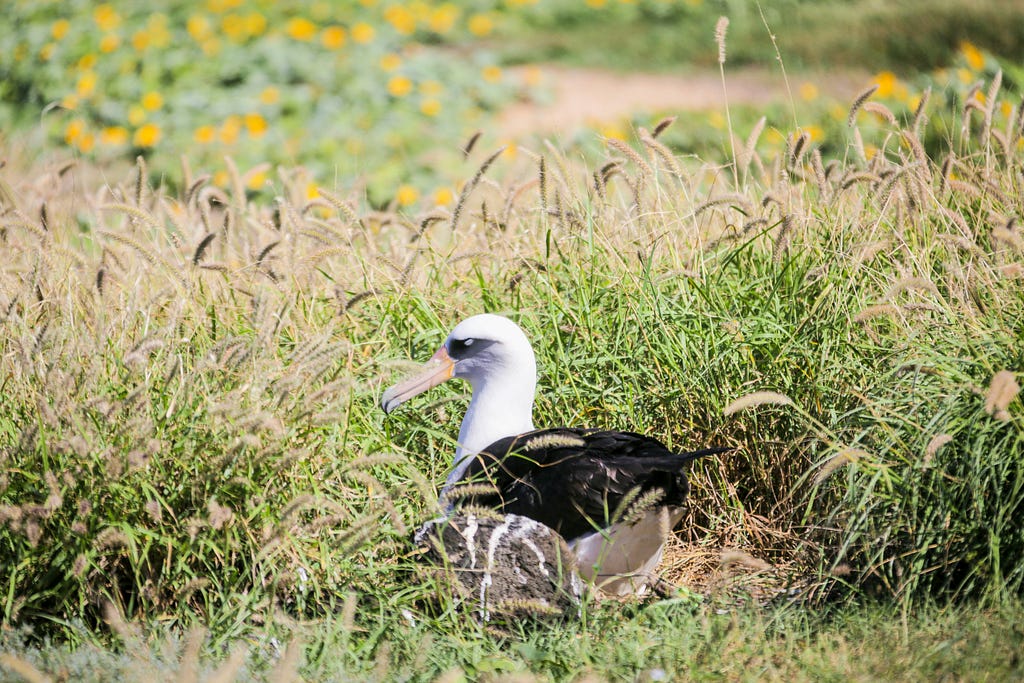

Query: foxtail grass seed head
[715,17,729,64]
[814,448,868,485]
[724,391,794,416]
[984,370,1019,420]
[848,85,879,127]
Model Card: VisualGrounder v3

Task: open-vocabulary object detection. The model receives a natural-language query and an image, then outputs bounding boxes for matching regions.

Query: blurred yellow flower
[133,124,161,147]
[39,43,55,61]
[468,13,494,36]
[132,30,151,51]
[245,12,267,37]
[128,105,146,126]
[100,126,129,145]
[799,82,819,101]
[482,65,502,83]
[322,25,347,49]
[384,6,416,35]
[77,54,97,70]
[420,98,441,117]
[246,170,268,190]
[52,19,70,40]
[960,41,985,71]
[99,33,120,53]
[64,119,85,144]
[286,17,317,41]
[803,124,824,142]
[61,94,79,110]
[244,113,268,137]
[380,53,402,71]
[220,115,242,144]
[77,132,96,153]
[141,91,164,111]
[305,183,320,200]
[873,71,898,98]
[194,125,217,144]
[76,71,97,98]
[388,75,413,97]
[396,184,419,207]
[188,15,213,41]
[587,0,608,7]
[260,86,280,105]
[222,14,249,42]
[93,4,121,32]
[352,22,375,43]
[433,186,454,206]
[429,5,459,34]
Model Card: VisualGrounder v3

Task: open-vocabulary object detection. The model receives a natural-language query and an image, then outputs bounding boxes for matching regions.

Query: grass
[1,6,1023,681]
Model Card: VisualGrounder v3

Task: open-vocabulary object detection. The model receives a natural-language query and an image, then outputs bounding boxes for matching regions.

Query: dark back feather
[451,427,730,541]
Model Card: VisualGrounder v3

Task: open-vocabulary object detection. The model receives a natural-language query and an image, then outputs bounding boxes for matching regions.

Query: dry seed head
[0,654,51,683]
[723,391,794,416]
[814,448,869,485]
[720,549,771,572]
[605,137,654,179]
[885,276,940,300]
[652,116,676,138]
[984,370,1019,419]
[847,84,879,127]
[853,304,898,323]
[862,102,898,127]
[523,433,586,451]
[924,433,953,464]
[715,17,729,64]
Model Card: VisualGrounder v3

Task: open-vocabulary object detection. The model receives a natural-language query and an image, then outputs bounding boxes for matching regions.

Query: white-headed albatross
[382,313,728,595]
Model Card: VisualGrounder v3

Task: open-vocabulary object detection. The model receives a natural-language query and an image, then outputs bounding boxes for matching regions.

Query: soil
[498,64,871,139]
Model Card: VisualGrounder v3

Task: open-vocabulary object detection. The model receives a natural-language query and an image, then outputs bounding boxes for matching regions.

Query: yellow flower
[246,170,268,190]
[52,19,71,40]
[100,126,129,145]
[384,6,416,35]
[213,171,229,187]
[305,183,320,200]
[522,66,542,86]
[244,12,267,37]
[76,71,97,98]
[188,15,212,41]
[128,105,147,125]
[420,98,441,117]
[61,94,79,110]
[64,119,85,144]
[220,115,241,144]
[481,65,502,83]
[194,125,217,144]
[222,14,248,42]
[395,185,419,207]
[321,25,347,49]
[39,43,55,61]
[133,124,161,147]
[77,132,96,153]
[960,41,985,71]
[586,0,607,7]
[467,13,494,36]
[244,113,268,137]
[803,124,824,142]
[99,33,120,53]
[77,54,97,70]
[387,75,413,97]
[433,186,454,206]
[799,82,819,101]
[351,22,375,43]
[132,30,151,51]
[259,87,280,105]
[141,91,163,111]
[201,38,222,56]
[873,71,898,98]
[429,5,459,34]
[93,4,121,32]
[286,17,317,41]
[380,53,402,71]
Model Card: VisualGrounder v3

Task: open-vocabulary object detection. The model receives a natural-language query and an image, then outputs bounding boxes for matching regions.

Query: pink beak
[381,345,456,414]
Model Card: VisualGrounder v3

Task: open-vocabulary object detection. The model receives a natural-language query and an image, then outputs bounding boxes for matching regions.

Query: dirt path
[498,64,870,139]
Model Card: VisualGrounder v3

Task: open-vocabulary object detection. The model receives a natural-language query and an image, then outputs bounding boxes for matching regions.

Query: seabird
[382,313,727,595]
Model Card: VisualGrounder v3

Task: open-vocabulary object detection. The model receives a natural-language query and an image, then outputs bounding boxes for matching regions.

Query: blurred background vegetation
[2,0,1022,205]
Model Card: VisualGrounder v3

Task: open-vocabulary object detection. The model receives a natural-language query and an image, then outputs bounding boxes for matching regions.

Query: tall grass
[0,66,1022,677]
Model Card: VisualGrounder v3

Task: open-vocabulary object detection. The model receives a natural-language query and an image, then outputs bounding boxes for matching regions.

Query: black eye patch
[447,337,495,360]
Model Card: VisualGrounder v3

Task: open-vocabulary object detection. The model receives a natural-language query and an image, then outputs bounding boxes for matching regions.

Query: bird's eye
[463,338,474,346]
[448,337,476,359]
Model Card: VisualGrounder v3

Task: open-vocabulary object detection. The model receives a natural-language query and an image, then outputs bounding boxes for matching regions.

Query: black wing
[451,427,729,541]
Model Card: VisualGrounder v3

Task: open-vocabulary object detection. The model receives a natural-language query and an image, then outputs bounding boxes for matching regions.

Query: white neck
[444,368,536,490]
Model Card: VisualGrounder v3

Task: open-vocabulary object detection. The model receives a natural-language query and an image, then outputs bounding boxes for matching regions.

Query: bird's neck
[446,371,535,488]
